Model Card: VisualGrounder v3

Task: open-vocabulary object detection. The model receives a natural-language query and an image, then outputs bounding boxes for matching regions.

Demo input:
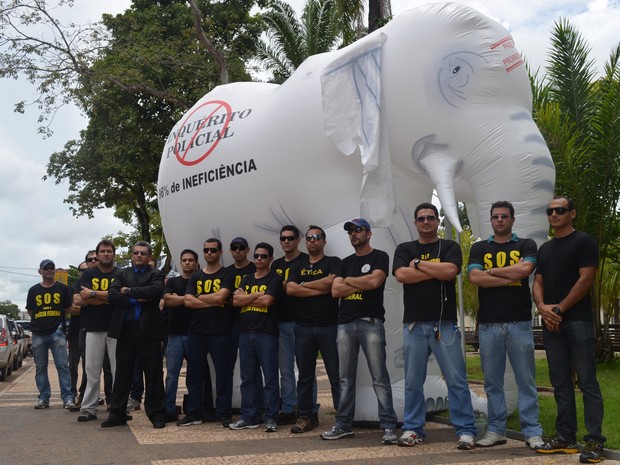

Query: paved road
[1,357,616,465]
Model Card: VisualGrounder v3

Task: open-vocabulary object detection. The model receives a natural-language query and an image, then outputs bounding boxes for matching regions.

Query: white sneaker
[476,431,507,447]
[526,435,545,450]
[457,433,476,450]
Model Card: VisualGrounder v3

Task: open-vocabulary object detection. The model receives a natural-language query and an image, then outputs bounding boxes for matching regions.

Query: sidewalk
[1,357,617,465]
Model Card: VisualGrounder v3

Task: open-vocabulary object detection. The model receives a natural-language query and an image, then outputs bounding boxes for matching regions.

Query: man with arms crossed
[533,196,605,463]
[287,225,340,433]
[393,203,477,450]
[467,201,544,449]
[321,218,398,445]
[77,240,118,422]
[177,239,234,427]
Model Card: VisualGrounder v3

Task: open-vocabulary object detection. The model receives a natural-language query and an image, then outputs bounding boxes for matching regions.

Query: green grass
[465,354,619,449]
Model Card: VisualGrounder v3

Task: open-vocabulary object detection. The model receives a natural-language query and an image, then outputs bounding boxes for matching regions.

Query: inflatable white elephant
[158,2,554,421]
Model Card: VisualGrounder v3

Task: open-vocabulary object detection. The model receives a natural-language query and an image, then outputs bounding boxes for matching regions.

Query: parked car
[0,315,16,381]
[7,319,25,370]
[15,319,32,357]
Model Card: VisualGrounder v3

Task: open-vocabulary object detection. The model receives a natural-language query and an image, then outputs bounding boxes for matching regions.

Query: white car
[0,315,16,381]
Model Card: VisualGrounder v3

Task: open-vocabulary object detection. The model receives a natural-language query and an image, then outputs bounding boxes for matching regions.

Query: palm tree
[334,0,392,45]
[257,0,340,83]
[531,19,620,359]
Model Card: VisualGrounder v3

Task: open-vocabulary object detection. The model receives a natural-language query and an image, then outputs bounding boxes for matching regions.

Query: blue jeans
[32,329,73,403]
[543,320,605,444]
[402,322,476,438]
[186,332,231,418]
[479,322,542,438]
[278,321,296,413]
[294,324,339,416]
[335,319,397,430]
[165,334,188,414]
[239,332,279,423]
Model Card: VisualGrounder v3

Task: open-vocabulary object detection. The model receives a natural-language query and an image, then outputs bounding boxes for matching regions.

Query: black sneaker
[77,411,97,422]
[220,417,232,428]
[176,416,203,427]
[536,435,579,454]
[580,440,604,463]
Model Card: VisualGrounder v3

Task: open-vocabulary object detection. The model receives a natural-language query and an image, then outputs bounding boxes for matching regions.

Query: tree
[257,0,340,83]
[531,20,620,360]
[333,0,391,45]
[0,300,20,319]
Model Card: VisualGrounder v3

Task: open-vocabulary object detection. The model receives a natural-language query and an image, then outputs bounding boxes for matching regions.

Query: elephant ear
[320,32,395,227]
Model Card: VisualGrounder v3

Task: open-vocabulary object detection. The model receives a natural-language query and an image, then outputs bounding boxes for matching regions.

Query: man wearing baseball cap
[321,218,398,444]
[26,259,75,410]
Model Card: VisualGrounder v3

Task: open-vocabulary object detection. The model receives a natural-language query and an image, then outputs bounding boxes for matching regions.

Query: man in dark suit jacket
[102,241,167,429]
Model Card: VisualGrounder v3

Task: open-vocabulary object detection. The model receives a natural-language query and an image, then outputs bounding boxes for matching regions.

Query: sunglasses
[132,251,149,256]
[254,253,270,260]
[42,266,55,271]
[230,245,246,251]
[416,215,437,223]
[305,234,323,241]
[280,236,297,242]
[203,247,220,254]
[86,257,98,262]
[546,207,569,216]
[491,214,511,220]
[346,227,365,234]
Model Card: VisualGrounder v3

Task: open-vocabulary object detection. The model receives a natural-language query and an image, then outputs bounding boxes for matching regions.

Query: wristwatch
[90,291,96,298]
[551,305,562,315]
[124,288,131,295]
[413,258,420,270]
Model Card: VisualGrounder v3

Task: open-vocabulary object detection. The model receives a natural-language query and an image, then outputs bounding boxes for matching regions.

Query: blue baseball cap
[343,218,371,231]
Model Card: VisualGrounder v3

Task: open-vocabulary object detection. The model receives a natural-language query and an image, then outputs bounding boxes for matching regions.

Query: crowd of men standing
[25,195,605,463]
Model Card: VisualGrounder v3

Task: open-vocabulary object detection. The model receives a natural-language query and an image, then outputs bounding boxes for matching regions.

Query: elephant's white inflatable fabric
[158,2,554,421]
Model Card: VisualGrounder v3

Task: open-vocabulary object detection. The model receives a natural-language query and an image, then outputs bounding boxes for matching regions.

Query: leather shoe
[153,420,166,429]
[101,416,128,428]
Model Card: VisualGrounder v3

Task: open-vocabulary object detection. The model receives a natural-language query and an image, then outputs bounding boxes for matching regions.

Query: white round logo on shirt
[361,264,371,273]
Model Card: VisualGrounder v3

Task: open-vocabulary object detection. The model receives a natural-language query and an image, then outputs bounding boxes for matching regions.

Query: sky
[1,0,619,314]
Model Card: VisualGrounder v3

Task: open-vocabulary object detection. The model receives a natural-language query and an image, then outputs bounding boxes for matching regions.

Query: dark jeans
[543,320,605,444]
[239,332,279,423]
[294,324,340,416]
[69,330,87,398]
[186,332,231,419]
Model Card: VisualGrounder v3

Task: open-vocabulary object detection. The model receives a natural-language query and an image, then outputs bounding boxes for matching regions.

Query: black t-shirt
[226,262,256,321]
[272,252,308,322]
[163,275,191,336]
[26,281,73,336]
[336,248,389,323]
[79,267,118,332]
[392,239,462,322]
[536,230,598,321]
[468,236,537,323]
[288,255,341,326]
[237,271,282,336]
[67,281,82,339]
[185,267,234,335]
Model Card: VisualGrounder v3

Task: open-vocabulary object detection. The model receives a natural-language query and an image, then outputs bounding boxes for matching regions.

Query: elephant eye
[436,51,487,108]
[452,66,461,75]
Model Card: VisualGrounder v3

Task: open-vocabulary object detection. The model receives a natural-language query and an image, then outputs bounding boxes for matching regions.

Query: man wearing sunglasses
[178,238,235,427]
[231,242,282,432]
[161,248,199,423]
[467,201,543,450]
[272,225,308,425]
[533,196,605,463]
[104,241,167,429]
[287,226,341,434]
[321,218,398,445]
[225,237,257,415]
[26,259,75,410]
[393,203,476,450]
